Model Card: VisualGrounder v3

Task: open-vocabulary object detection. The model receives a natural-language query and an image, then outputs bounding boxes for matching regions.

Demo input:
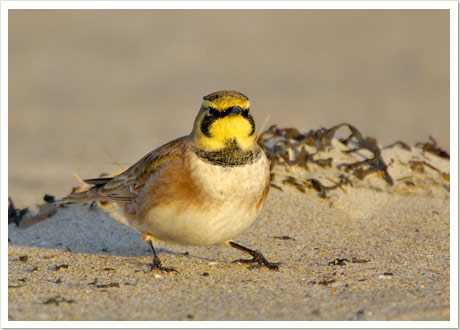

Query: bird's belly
[140,155,269,245]
[144,202,259,245]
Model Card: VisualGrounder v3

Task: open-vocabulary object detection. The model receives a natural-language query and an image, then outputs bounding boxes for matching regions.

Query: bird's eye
[207,107,218,116]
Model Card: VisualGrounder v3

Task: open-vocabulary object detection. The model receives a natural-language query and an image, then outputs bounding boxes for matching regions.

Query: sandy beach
[7,189,450,321]
[7,9,451,322]
[8,125,450,321]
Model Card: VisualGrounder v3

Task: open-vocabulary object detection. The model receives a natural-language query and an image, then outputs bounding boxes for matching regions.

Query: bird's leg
[147,240,178,273]
[228,241,280,271]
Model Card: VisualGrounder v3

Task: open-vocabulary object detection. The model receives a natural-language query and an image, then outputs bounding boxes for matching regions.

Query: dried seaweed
[8,196,57,229]
[351,257,370,264]
[318,279,336,286]
[384,141,411,151]
[54,264,69,271]
[308,175,352,198]
[95,282,120,289]
[8,198,29,226]
[258,125,333,170]
[270,183,283,191]
[416,136,449,159]
[43,295,75,306]
[328,258,349,266]
[308,274,341,287]
[331,124,393,185]
[282,176,306,193]
[409,160,449,181]
[273,236,296,241]
[88,278,98,285]
[258,122,395,190]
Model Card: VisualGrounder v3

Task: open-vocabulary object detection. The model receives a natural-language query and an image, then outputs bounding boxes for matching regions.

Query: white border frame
[0,1,458,10]
[1,1,458,328]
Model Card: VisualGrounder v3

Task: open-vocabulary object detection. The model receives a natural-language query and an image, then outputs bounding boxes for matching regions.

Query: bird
[63,90,279,272]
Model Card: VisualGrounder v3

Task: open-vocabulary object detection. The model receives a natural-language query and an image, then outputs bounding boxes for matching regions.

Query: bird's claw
[232,251,280,271]
[149,258,179,273]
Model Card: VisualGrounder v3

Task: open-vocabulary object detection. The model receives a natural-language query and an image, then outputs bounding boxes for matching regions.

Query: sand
[8,133,450,321]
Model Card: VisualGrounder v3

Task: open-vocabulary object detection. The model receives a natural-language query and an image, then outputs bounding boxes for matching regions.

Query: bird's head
[192,90,256,151]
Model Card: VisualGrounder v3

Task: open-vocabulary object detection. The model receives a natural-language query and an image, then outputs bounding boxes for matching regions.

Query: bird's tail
[56,177,113,205]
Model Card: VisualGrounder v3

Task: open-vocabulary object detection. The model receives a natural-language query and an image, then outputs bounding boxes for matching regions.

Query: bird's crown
[202,90,250,112]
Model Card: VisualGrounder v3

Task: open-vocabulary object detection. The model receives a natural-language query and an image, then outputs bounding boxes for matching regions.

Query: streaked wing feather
[94,136,188,201]
[83,178,112,185]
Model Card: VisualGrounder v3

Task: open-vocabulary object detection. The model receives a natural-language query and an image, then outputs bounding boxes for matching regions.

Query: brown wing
[65,136,188,203]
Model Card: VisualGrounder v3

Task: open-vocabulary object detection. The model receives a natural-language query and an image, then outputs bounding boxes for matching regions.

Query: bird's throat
[192,140,261,167]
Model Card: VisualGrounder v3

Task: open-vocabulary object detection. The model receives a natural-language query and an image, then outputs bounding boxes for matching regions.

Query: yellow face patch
[196,115,255,151]
[192,91,256,151]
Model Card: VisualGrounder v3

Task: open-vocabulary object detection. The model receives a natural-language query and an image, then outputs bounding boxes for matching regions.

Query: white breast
[189,152,269,202]
[142,150,270,246]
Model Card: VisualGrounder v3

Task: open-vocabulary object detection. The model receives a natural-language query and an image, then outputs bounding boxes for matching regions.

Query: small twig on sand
[257,116,271,141]
[72,172,85,185]
[103,145,127,169]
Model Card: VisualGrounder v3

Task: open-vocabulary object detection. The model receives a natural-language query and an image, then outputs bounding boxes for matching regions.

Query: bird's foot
[232,250,280,271]
[149,258,179,273]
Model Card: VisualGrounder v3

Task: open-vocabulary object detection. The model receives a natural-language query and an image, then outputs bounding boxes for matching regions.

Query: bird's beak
[228,106,243,117]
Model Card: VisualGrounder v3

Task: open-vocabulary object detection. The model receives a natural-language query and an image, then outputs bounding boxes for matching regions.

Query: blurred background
[9,10,450,207]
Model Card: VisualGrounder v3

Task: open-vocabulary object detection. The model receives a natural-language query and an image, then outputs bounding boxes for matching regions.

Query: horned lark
[64,90,279,272]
